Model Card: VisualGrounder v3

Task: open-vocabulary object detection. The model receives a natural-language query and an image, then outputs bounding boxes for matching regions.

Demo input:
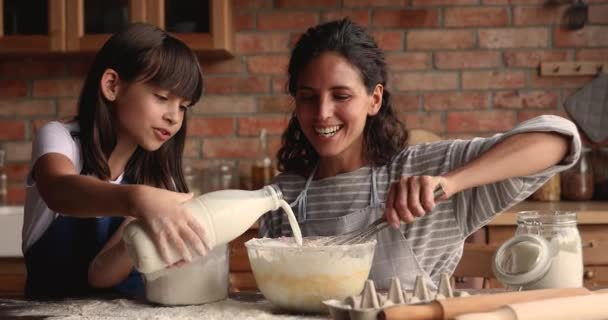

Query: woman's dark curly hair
[277,19,407,174]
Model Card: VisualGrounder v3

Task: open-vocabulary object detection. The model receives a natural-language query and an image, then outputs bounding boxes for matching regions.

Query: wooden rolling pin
[379,287,591,320]
[454,292,608,320]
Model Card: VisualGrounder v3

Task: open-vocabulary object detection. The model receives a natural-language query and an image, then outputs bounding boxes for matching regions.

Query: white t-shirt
[22,121,124,253]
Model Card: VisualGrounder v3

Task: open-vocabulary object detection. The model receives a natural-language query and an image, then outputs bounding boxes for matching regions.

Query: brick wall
[1,0,608,204]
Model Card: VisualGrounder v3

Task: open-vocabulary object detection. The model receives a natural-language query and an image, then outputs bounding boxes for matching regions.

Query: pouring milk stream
[123,184,302,274]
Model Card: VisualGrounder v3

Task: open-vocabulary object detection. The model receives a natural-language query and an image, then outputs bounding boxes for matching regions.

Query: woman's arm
[88,217,136,288]
[442,131,569,196]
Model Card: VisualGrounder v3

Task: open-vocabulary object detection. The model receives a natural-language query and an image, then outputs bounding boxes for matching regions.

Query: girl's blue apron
[24,184,143,299]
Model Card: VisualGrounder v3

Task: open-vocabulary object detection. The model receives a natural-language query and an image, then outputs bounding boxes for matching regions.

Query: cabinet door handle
[584,270,595,280]
[582,240,597,248]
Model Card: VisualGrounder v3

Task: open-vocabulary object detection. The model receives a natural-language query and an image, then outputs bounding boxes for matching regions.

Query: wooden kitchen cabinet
[487,201,608,288]
[0,258,25,298]
[0,0,66,53]
[1,0,234,56]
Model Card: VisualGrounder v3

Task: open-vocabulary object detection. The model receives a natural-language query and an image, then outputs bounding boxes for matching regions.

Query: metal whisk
[321,185,446,246]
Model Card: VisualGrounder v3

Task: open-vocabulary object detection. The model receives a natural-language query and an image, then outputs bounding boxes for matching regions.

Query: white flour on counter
[0,297,326,320]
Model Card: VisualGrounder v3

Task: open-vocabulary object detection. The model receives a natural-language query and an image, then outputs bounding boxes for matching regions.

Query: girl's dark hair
[278,19,407,174]
[76,23,203,192]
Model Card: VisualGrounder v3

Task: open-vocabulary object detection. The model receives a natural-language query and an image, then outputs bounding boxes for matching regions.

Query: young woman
[22,23,209,298]
[259,19,581,290]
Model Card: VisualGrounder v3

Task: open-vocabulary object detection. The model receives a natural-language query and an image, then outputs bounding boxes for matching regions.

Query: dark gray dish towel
[564,72,608,144]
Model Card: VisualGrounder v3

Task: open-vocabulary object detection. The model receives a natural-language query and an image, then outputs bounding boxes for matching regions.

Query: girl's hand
[128,185,209,265]
[384,176,450,228]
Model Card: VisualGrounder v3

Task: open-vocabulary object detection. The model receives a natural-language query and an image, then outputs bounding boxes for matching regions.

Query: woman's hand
[128,185,209,265]
[384,176,450,228]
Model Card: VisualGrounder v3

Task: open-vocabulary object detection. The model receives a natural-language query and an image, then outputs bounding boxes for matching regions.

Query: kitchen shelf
[489,201,608,226]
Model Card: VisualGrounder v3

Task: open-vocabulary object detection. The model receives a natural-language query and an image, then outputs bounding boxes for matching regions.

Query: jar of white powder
[492,211,583,290]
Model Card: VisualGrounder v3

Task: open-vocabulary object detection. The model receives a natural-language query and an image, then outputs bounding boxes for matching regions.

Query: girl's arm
[34,153,209,264]
[88,217,136,288]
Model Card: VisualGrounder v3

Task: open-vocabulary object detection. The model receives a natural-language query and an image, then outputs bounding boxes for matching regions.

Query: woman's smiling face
[295,52,382,168]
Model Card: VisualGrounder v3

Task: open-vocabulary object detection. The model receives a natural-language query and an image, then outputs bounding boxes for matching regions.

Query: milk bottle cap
[492,234,558,288]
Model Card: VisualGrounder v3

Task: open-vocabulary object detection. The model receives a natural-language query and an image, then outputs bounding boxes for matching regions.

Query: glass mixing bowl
[245,237,376,313]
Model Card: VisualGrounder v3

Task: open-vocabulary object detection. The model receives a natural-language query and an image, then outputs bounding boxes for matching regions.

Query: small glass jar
[561,147,594,201]
[530,174,561,201]
[493,211,583,290]
[590,147,608,200]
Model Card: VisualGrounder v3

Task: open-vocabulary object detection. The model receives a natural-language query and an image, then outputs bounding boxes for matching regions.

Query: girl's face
[295,52,382,169]
[113,80,190,152]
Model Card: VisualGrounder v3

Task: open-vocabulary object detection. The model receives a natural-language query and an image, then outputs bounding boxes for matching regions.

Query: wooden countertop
[489,201,608,226]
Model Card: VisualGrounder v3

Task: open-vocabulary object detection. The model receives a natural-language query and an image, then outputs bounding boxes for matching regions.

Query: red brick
[434,51,501,69]
[398,112,443,132]
[413,0,478,4]
[407,30,475,50]
[447,111,516,133]
[258,95,295,113]
[517,110,568,123]
[272,76,289,94]
[529,73,593,89]
[370,31,403,51]
[58,98,78,117]
[32,79,82,97]
[188,117,234,137]
[204,76,269,94]
[513,5,567,25]
[203,138,259,158]
[0,58,66,78]
[184,138,201,158]
[247,55,290,75]
[7,185,25,205]
[387,53,429,71]
[200,57,244,74]
[5,163,28,182]
[235,33,291,54]
[445,7,509,27]
[0,80,27,98]
[589,5,608,23]
[66,57,94,76]
[392,72,459,91]
[322,10,370,26]
[504,50,571,68]
[483,0,545,4]
[0,99,55,117]
[462,71,525,90]
[494,91,558,109]
[234,12,255,32]
[0,120,26,139]
[391,94,421,112]
[344,0,405,6]
[238,116,290,136]
[372,9,439,28]
[276,0,339,8]
[232,0,273,10]
[479,28,548,49]
[555,27,608,47]
[193,96,256,114]
[576,49,608,60]
[424,92,487,111]
[257,12,318,31]
[31,119,53,136]
[4,142,31,161]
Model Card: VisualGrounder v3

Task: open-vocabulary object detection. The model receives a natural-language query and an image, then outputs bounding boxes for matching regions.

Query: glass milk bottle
[493,211,583,290]
[123,184,283,274]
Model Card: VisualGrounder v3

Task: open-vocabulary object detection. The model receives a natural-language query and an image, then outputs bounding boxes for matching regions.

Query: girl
[22,23,209,299]
[259,19,581,290]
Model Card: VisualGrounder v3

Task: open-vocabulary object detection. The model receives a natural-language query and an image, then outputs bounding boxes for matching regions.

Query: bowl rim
[244,237,377,250]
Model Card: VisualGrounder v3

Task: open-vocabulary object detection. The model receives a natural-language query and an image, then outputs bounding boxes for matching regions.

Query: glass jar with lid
[492,211,583,290]
[561,147,594,201]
